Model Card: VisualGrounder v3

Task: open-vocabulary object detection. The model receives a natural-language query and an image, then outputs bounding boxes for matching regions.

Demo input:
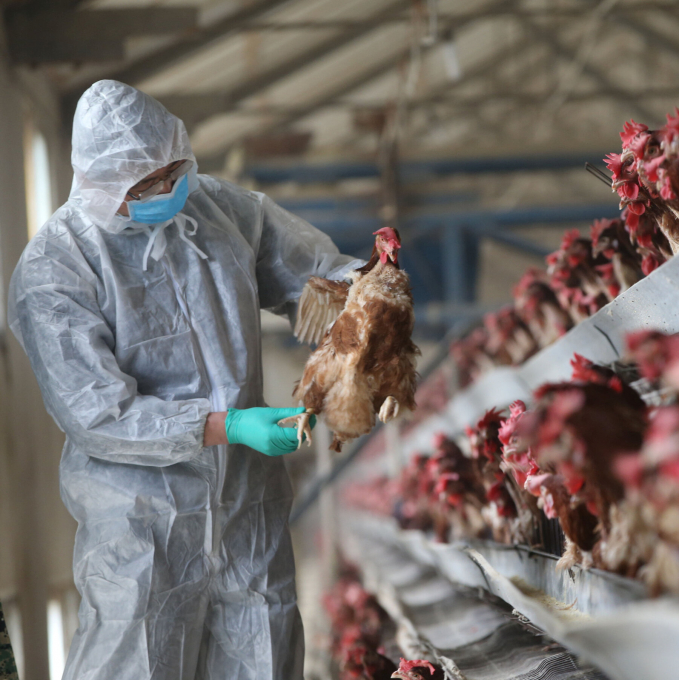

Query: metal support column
[443,224,479,303]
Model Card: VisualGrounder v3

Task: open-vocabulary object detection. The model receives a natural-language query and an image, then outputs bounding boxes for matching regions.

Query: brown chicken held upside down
[279,227,419,451]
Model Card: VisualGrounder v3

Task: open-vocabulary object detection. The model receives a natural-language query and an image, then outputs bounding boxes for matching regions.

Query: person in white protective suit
[9,80,361,680]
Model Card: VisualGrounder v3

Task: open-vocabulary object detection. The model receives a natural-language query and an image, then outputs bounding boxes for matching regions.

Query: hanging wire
[377,2,425,179]
[423,0,439,46]
[376,0,442,227]
[535,0,622,140]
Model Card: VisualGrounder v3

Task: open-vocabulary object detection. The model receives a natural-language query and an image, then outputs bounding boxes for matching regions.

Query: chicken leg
[378,396,400,423]
[278,408,315,448]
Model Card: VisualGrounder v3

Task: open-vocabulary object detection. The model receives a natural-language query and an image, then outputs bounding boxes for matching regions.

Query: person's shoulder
[17,204,97,286]
[197,174,264,206]
[194,175,269,246]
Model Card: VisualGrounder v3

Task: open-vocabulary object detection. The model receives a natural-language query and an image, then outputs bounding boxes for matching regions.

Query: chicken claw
[277,409,314,448]
[378,396,400,423]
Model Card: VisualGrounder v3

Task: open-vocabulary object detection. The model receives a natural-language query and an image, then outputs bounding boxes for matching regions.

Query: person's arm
[254,195,363,317]
[204,412,228,447]
[10,239,211,466]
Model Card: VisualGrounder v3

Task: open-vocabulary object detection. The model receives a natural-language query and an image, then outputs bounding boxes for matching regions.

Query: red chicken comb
[545,251,560,267]
[628,131,651,161]
[498,400,527,446]
[661,108,679,146]
[509,400,527,417]
[620,119,649,148]
[373,227,401,245]
[660,176,676,200]
[561,228,581,250]
[433,472,460,496]
[397,658,437,675]
[643,153,666,184]
[590,218,614,247]
[477,407,504,430]
[641,253,662,275]
[570,353,597,379]
[604,152,623,179]
[513,268,543,296]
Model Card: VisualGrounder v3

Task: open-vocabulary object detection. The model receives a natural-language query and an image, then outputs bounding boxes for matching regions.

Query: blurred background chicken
[390,658,444,680]
[601,331,679,594]
[519,354,648,568]
[513,270,573,348]
[281,227,419,451]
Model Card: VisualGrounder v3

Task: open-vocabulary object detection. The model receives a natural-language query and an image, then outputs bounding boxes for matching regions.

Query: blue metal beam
[443,226,479,303]
[246,152,611,185]
[476,226,553,258]
[276,191,478,213]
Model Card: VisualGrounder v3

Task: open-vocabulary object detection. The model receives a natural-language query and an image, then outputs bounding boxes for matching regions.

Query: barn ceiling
[4,0,679,332]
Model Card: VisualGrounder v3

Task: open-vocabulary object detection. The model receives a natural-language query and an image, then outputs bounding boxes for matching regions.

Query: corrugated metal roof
[34,1,679,177]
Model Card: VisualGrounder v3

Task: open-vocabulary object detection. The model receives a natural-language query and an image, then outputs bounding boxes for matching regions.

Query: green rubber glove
[224,407,316,456]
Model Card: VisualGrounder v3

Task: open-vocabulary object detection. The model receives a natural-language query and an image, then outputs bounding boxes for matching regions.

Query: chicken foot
[378,396,400,423]
[277,408,315,448]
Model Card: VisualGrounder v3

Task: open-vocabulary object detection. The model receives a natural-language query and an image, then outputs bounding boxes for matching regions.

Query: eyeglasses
[126,160,192,202]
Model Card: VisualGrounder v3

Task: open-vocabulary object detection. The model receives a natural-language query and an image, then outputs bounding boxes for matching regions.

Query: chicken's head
[373,227,401,264]
[590,218,626,260]
[391,658,442,680]
[570,353,623,393]
[627,330,676,382]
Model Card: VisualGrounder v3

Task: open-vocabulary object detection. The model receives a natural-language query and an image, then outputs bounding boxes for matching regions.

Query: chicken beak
[391,673,405,679]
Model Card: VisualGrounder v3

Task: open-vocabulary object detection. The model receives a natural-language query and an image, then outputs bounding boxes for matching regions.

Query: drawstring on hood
[141,213,208,271]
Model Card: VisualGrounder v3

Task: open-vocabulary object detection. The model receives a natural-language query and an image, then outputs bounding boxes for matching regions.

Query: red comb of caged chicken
[391,658,444,680]
[570,354,624,393]
[606,119,679,257]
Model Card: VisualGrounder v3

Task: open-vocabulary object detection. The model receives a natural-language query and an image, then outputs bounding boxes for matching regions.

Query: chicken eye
[647,143,660,158]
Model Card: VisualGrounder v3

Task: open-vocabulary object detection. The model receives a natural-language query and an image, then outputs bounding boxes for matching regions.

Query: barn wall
[0,43,76,680]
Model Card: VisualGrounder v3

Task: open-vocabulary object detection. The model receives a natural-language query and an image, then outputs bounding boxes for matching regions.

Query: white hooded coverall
[9,80,359,680]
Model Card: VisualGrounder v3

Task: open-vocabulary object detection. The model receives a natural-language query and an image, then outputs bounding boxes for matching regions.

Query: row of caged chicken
[452,111,679,388]
[323,563,444,680]
[345,330,679,596]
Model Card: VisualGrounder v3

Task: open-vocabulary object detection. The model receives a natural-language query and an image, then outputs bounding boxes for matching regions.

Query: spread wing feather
[294,276,350,345]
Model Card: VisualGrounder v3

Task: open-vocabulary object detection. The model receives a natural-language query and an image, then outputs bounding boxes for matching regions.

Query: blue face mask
[128,173,189,224]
